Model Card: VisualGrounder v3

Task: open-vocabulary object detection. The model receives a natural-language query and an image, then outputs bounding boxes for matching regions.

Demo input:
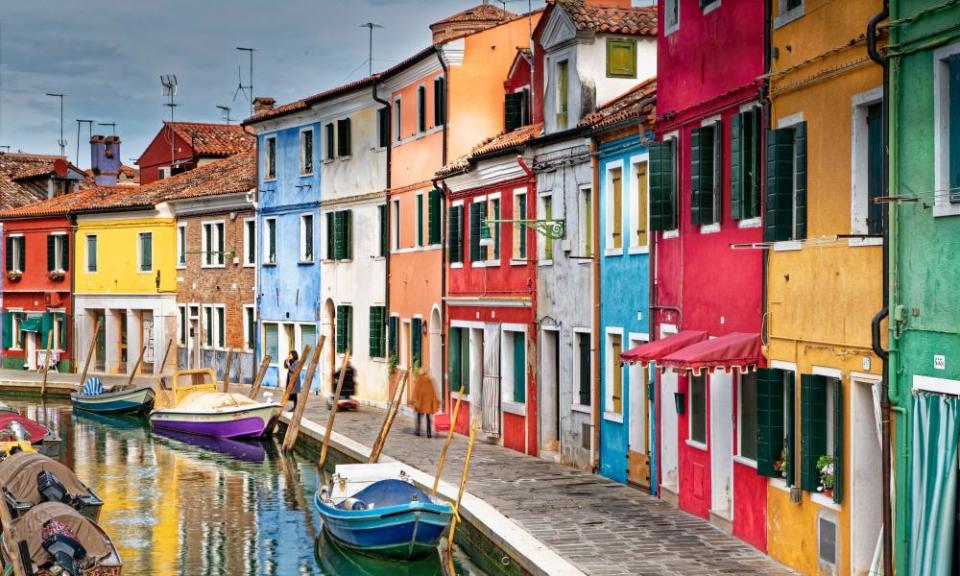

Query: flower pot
[823,487,834,499]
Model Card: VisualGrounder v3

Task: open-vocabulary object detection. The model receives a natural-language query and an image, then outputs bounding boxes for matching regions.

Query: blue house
[590,81,657,490]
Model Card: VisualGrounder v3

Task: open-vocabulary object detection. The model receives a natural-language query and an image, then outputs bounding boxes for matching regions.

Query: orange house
[383,5,541,405]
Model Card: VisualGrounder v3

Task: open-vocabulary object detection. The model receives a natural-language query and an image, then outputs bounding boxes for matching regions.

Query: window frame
[178,305,187,346]
[775,0,805,28]
[242,305,255,352]
[512,189,528,263]
[9,235,23,274]
[605,38,638,79]
[49,232,68,273]
[933,42,960,217]
[629,154,650,252]
[243,218,256,267]
[487,193,502,265]
[655,131,681,236]
[336,117,351,158]
[391,200,401,250]
[137,231,153,273]
[555,59,570,130]
[665,0,680,35]
[449,201,465,267]
[85,234,97,272]
[263,322,279,365]
[737,370,759,465]
[469,197,488,266]
[201,219,226,268]
[299,213,315,263]
[264,135,277,180]
[9,311,23,351]
[538,191,554,264]
[176,223,187,268]
[501,325,528,414]
[394,97,403,143]
[325,123,336,162]
[604,328,625,422]
[417,85,427,134]
[300,127,315,175]
[733,103,764,226]
[377,107,390,149]
[573,329,593,412]
[263,217,277,266]
[605,161,625,255]
[416,192,424,247]
[850,87,885,237]
[688,372,708,448]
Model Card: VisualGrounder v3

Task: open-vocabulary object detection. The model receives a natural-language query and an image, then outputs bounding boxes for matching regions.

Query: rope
[879,0,960,29]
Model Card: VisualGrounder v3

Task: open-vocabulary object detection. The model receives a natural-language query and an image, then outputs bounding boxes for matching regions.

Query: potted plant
[48,270,65,281]
[773,447,788,479]
[5,271,21,282]
[817,455,835,498]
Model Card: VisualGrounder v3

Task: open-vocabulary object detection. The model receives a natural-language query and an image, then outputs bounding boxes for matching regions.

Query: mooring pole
[432,390,465,496]
[40,330,53,398]
[447,417,479,550]
[77,318,101,391]
[222,348,234,393]
[249,355,272,399]
[319,349,351,469]
[124,345,146,391]
[283,337,325,451]
[369,370,409,464]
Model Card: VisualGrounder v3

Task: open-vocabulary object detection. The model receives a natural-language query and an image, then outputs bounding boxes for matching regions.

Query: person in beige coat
[410,366,439,438]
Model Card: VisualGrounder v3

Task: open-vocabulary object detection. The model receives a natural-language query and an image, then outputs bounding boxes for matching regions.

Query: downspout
[372,78,392,383]
[591,138,601,473]
[517,154,538,455]
[437,48,451,411]
[70,214,77,373]
[867,5,893,576]
[762,0,772,359]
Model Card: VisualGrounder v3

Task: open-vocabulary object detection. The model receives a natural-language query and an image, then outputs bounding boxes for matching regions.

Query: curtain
[910,393,960,576]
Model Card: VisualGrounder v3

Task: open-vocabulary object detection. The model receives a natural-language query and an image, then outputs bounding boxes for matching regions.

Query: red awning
[620,330,708,366]
[660,332,762,375]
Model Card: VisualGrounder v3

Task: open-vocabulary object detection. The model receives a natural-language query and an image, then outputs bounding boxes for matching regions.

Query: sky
[0,0,533,168]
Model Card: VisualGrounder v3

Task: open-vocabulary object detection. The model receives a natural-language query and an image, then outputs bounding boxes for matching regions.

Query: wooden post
[432,390,466,496]
[154,339,175,409]
[77,317,101,390]
[318,349,350,469]
[283,337,325,451]
[221,349,234,393]
[446,417,479,550]
[369,370,409,464]
[279,346,310,409]
[123,345,147,391]
[370,369,408,461]
[156,338,174,383]
[39,330,53,398]
[248,355,272,400]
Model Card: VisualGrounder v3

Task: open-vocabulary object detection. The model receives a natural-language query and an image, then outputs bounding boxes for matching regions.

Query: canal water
[5,398,486,576]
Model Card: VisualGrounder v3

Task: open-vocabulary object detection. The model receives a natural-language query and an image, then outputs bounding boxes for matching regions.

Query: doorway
[852,378,882,574]
[627,335,650,489]
[539,328,560,456]
[25,332,37,370]
[322,300,335,390]
[280,323,295,388]
[93,311,106,372]
[429,308,442,399]
[660,369,679,493]
[710,370,734,520]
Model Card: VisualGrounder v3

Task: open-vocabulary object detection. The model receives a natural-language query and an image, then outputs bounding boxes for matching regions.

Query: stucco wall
[75,213,177,296]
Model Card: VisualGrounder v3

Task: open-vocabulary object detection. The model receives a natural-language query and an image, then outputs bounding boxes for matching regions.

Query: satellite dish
[53,158,68,177]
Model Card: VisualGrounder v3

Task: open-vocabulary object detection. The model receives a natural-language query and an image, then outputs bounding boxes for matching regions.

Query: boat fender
[342,498,369,511]
[37,470,70,505]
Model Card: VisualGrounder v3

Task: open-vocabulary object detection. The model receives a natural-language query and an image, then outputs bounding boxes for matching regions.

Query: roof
[437,122,543,177]
[0,153,83,211]
[581,77,657,130]
[163,122,255,157]
[431,3,516,27]
[0,184,140,219]
[552,0,657,36]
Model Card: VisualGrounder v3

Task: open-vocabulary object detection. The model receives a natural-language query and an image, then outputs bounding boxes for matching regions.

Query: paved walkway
[294,397,796,576]
[0,367,154,391]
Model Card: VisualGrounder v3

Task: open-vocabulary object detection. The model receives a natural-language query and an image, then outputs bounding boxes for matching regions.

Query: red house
[136,121,254,185]
[644,0,767,550]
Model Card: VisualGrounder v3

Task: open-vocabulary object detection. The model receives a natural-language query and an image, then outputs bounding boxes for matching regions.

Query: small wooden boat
[0,402,20,415]
[315,529,445,576]
[71,378,155,415]
[314,463,453,560]
[149,369,280,439]
[0,452,103,521]
[1,501,122,575]
[0,414,51,445]
[151,427,267,463]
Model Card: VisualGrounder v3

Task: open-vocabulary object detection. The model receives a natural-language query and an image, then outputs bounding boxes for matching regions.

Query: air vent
[581,423,591,450]
[818,513,838,571]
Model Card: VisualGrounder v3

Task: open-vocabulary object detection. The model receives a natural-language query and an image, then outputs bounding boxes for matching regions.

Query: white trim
[242,305,255,352]
[811,492,842,512]
[850,86,884,234]
[700,223,721,234]
[664,0,680,36]
[299,212,316,263]
[263,135,278,181]
[913,374,960,395]
[263,217,278,265]
[733,455,757,469]
[503,401,527,417]
[628,153,650,253]
[773,240,803,252]
[770,360,798,372]
[850,371,881,383]
[243,218,257,267]
[603,412,624,424]
[299,126,315,176]
[604,159,625,254]
[486,192,502,266]
[176,223,187,269]
[777,112,805,129]
[774,0,805,29]
[688,371,709,447]
[702,0,721,15]
[812,366,843,380]
[933,42,960,217]
[685,439,708,451]
[200,219,226,268]
[738,217,762,229]
[571,403,592,415]
[604,327,625,418]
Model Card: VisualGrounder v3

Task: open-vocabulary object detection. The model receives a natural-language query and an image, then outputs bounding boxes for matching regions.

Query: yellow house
[763,1,885,574]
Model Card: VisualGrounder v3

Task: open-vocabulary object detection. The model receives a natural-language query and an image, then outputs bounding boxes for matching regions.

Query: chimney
[253,97,276,113]
[584,0,633,8]
[90,135,121,187]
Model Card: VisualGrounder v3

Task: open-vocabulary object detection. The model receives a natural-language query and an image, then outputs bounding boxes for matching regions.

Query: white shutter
[481,325,501,436]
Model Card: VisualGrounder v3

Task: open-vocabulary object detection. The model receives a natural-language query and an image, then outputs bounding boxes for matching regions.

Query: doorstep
[659,483,680,507]
[709,508,733,534]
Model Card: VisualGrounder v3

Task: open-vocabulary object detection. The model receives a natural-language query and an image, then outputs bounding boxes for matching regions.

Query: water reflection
[1,400,483,576]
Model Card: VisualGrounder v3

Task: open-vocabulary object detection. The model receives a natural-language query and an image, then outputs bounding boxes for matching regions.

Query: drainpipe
[437,49,450,411]
[372,78,392,384]
[517,154,538,455]
[70,214,78,373]
[867,5,893,576]
[591,138,601,473]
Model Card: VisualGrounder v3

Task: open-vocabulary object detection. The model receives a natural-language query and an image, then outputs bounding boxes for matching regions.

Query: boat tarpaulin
[660,332,762,375]
[620,330,708,367]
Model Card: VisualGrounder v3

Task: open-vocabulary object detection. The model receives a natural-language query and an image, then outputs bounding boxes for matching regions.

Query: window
[331,210,352,260]
[5,236,24,273]
[263,218,277,265]
[325,123,335,161]
[606,39,637,78]
[411,317,423,368]
[85,235,97,272]
[336,305,353,354]
[818,514,838,568]
[378,107,390,148]
[52,313,66,351]
[555,60,569,130]
[416,193,424,247]
[766,121,807,241]
[428,188,442,245]
[394,99,402,142]
[756,367,796,484]
[300,128,314,175]
[177,224,186,267]
[739,371,758,461]
[700,0,720,9]
[434,77,446,126]
[605,332,623,415]
[448,204,464,264]
[934,48,960,215]
[47,233,68,273]
[417,86,427,133]
[505,89,531,131]
[690,120,722,228]
[7,312,24,350]
[264,323,279,362]
[244,219,256,266]
[243,306,255,351]
[378,204,388,257]
[300,214,314,262]
[337,118,351,157]
[469,201,487,263]
[800,374,843,503]
[776,0,805,27]
[138,232,153,272]
[264,136,276,179]
[488,196,501,262]
[202,221,225,267]
[665,0,680,34]
[369,306,386,359]
[503,330,526,404]
[178,305,187,345]
[216,306,225,349]
[449,326,470,394]
[300,324,317,352]
[689,373,707,444]
[732,107,762,222]
[203,306,214,348]
[392,200,400,249]
[631,159,649,248]
[388,315,399,362]
[650,137,678,231]
[607,166,624,251]
[865,103,884,234]
[540,193,554,261]
[513,191,527,259]
[580,187,592,256]
[575,331,592,407]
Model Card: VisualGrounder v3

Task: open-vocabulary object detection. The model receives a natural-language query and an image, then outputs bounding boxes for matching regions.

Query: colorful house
[887,0,960,574]
[136,121,254,185]
[647,0,766,549]
[531,0,657,470]
[588,79,657,487]
[764,1,886,573]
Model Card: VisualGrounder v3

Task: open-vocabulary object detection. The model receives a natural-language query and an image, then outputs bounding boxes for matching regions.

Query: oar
[432,389,466,496]
[318,350,351,469]
[283,337,325,451]
[446,417,479,550]
[248,355,272,400]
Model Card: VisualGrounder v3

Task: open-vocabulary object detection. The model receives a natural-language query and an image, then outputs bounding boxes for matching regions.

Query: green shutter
[579,335,591,406]
[379,205,388,257]
[326,123,335,160]
[756,368,786,477]
[513,334,525,403]
[411,317,422,368]
[731,113,743,221]
[434,77,446,126]
[765,128,795,242]
[786,371,796,486]
[518,195,527,257]
[690,125,715,226]
[794,121,807,240]
[5,237,12,272]
[950,55,960,200]
[388,315,399,361]
[334,211,346,260]
[469,203,485,262]
[460,328,470,394]
[345,210,353,260]
[748,108,761,220]
[833,378,843,504]
[418,86,426,132]
[61,235,69,272]
[142,234,152,270]
[428,189,441,245]
[605,38,637,78]
[448,206,462,263]
[40,313,53,348]
[59,313,67,350]
[800,374,828,492]
[649,140,676,231]
[867,103,884,233]
[449,327,462,392]
[336,305,347,354]
[369,306,385,359]
[417,195,424,246]
[326,213,335,260]
[505,92,524,132]
[47,235,55,271]
[2,312,11,349]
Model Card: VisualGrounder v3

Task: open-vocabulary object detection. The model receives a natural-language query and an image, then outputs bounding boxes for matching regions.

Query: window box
[48,270,65,282]
[6,271,21,282]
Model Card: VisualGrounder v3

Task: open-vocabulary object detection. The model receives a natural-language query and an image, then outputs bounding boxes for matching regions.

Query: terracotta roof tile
[554,0,657,36]
[581,77,657,130]
[437,123,543,177]
[0,184,139,219]
[431,4,516,26]
[0,153,83,211]
[164,122,255,157]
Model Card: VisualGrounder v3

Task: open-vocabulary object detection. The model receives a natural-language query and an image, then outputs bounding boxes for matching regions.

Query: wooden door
[627,344,650,489]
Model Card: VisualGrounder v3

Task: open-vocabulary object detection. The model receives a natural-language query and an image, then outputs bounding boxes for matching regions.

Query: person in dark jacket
[284,350,300,408]
[333,361,357,399]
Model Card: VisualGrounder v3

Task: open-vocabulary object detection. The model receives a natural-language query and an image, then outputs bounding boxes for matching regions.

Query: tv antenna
[161,74,179,168]
[360,23,383,75]
[217,105,232,124]
[75,119,95,165]
[235,47,255,114]
[45,92,67,157]
[98,121,116,135]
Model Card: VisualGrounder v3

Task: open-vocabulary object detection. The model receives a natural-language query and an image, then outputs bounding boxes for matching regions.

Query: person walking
[410,366,439,438]
[284,350,300,409]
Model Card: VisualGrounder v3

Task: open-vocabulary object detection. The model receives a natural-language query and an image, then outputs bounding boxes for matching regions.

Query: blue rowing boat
[314,464,453,559]
[71,378,156,415]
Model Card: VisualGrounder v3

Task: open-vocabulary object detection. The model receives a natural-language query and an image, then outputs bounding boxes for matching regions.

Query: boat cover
[81,377,103,397]
[0,415,48,444]
[9,502,111,564]
[338,479,430,511]
[0,453,89,504]
[619,330,708,367]
[660,332,762,375]
[175,391,260,411]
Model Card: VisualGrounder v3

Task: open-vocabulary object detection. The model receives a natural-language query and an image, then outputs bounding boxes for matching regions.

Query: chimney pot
[89,134,122,187]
